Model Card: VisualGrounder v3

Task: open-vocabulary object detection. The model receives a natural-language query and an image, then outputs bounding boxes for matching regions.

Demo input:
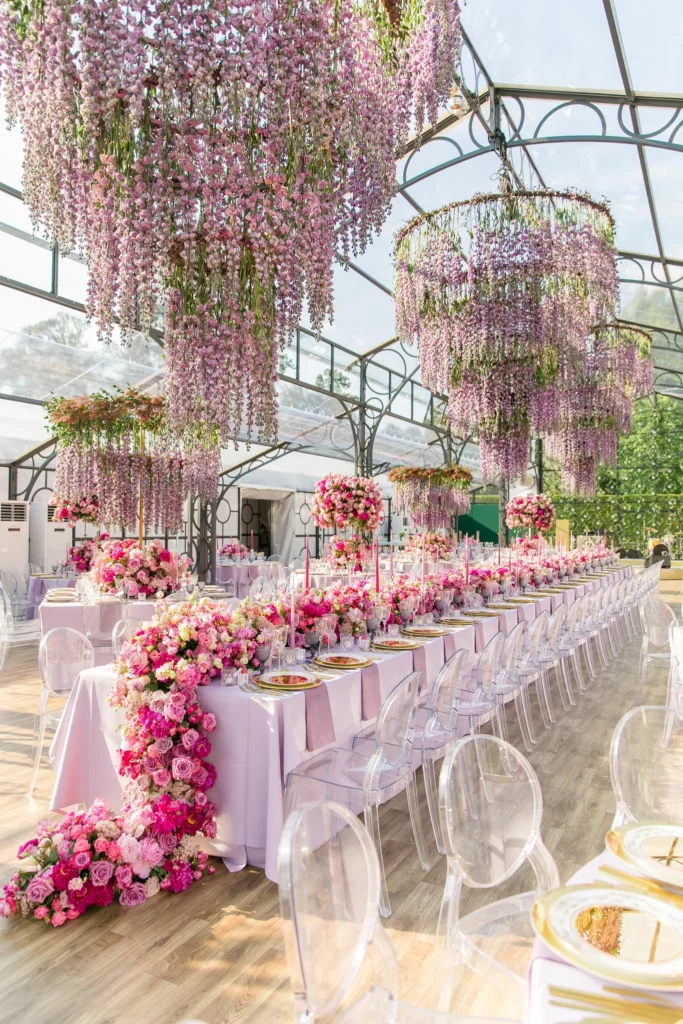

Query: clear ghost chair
[638,597,677,697]
[542,605,576,709]
[284,672,429,918]
[493,621,535,753]
[82,600,125,652]
[609,705,683,828]
[249,576,264,600]
[28,627,95,796]
[518,610,555,731]
[668,622,683,711]
[266,553,282,563]
[455,632,505,739]
[436,734,559,1015]
[0,609,9,672]
[112,618,138,659]
[278,800,519,1024]
[555,596,589,696]
[0,581,40,645]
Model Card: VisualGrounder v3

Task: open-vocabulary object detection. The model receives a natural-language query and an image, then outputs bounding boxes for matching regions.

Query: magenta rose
[25,874,55,903]
[159,549,171,563]
[157,832,178,854]
[171,756,194,780]
[118,882,147,908]
[115,865,133,888]
[89,860,114,887]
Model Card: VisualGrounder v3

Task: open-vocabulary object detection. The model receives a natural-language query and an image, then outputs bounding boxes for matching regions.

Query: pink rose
[73,837,90,853]
[202,713,216,732]
[115,865,133,888]
[171,756,194,780]
[34,906,49,919]
[119,882,147,908]
[181,729,199,750]
[51,911,67,927]
[94,837,109,854]
[25,875,55,903]
[152,768,171,788]
[90,860,114,887]
[72,850,92,869]
[107,842,121,860]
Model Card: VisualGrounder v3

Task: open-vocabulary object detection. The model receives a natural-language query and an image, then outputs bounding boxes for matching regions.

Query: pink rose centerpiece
[91,538,191,597]
[312,474,383,532]
[66,533,109,574]
[328,535,372,572]
[50,494,99,526]
[505,494,557,534]
[404,531,453,562]
[219,541,250,560]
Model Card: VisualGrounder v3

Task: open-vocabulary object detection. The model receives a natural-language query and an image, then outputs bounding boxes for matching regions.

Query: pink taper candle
[305,532,310,589]
[375,537,380,595]
[464,534,469,586]
[421,536,426,605]
[497,539,501,566]
[250,529,254,551]
[290,576,296,649]
[389,531,394,578]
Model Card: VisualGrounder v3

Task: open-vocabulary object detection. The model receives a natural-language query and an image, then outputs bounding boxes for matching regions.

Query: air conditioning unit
[0,500,30,593]
[29,501,74,575]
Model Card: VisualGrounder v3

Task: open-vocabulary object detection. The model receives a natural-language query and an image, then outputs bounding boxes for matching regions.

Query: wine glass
[321,613,338,654]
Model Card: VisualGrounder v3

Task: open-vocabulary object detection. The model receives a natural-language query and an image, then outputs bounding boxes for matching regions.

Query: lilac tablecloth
[26,577,77,619]
[39,599,157,665]
[214,562,276,598]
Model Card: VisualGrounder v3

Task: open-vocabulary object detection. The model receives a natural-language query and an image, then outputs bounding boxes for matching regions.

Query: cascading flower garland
[404,531,453,561]
[50,494,99,526]
[394,189,619,481]
[91,538,192,598]
[312,473,383,532]
[1,0,461,445]
[388,465,471,528]
[546,324,653,497]
[505,493,557,534]
[48,390,220,532]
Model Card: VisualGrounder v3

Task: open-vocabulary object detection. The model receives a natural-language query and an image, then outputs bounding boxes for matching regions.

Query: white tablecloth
[39,599,157,665]
[26,577,77,619]
[526,848,683,1021]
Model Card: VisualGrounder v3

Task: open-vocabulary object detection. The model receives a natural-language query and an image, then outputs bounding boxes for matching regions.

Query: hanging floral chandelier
[394,189,619,481]
[546,324,653,497]
[48,390,221,531]
[388,465,471,529]
[2,0,461,446]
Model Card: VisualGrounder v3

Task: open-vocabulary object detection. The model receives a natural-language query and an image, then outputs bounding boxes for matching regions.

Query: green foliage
[552,494,683,552]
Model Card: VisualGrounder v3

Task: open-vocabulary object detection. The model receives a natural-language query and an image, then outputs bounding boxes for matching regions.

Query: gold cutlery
[598,864,683,908]
[549,983,683,1021]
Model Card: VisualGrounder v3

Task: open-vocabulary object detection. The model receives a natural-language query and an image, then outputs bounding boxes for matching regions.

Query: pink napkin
[305,684,335,751]
[361,662,382,720]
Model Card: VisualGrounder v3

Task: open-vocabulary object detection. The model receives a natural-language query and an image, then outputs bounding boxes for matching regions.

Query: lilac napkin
[305,684,335,751]
[361,662,382,720]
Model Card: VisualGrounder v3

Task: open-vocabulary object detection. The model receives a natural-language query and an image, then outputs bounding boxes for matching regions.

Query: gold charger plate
[607,823,683,890]
[439,618,475,627]
[313,653,373,670]
[372,638,421,651]
[485,603,516,610]
[402,627,448,638]
[257,673,322,692]
[461,609,499,617]
[532,884,683,991]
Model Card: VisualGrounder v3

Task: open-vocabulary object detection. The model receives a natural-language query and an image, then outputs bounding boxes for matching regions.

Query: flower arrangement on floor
[67,534,109,574]
[404,531,453,561]
[4,0,461,446]
[394,189,618,480]
[50,495,99,526]
[389,466,471,528]
[312,474,383,532]
[505,494,557,533]
[219,541,251,561]
[328,535,373,572]
[92,539,191,598]
[48,390,220,532]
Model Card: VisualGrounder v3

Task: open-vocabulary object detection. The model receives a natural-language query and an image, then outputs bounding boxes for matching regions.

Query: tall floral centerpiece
[2,0,461,446]
[404,531,453,561]
[92,539,191,598]
[48,390,219,533]
[50,495,99,526]
[505,494,557,534]
[394,189,618,480]
[312,473,383,532]
[388,465,471,528]
[67,534,109,574]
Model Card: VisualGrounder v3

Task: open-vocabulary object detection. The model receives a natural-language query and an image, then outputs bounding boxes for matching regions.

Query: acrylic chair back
[476,631,505,697]
[564,595,584,636]
[545,604,567,652]
[641,597,676,648]
[0,608,8,672]
[438,734,558,891]
[112,618,138,660]
[249,576,264,600]
[609,705,683,828]
[372,671,423,768]
[82,601,124,645]
[0,569,18,598]
[278,799,398,1022]
[501,621,527,678]
[38,627,95,695]
[429,649,468,732]
[525,610,549,662]
[0,583,15,628]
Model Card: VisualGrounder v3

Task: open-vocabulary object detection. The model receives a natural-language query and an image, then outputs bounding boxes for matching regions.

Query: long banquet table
[48,566,631,883]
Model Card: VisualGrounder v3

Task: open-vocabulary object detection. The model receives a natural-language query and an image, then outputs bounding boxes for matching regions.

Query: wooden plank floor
[0,583,678,1023]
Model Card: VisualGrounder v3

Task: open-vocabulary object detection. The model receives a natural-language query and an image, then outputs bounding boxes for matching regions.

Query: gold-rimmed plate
[485,603,517,610]
[372,638,421,651]
[313,653,373,670]
[607,823,683,891]
[532,884,683,990]
[257,671,322,692]
[402,626,448,637]
[461,609,499,617]
[439,618,476,627]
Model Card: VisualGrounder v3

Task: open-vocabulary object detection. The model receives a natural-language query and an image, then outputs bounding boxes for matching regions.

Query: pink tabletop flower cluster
[328,535,373,571]
[66,534,109,574]
[91,539,191,598]
[312,474,383,532]
[404,532,453,562]
[505,494,557,533]
[50,494,99,526]
[219,541,251,561]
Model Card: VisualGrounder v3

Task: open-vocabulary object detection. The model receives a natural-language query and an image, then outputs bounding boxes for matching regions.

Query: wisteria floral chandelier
[388,465,471,528]
[394,189,619,481]
[2,0,461,446]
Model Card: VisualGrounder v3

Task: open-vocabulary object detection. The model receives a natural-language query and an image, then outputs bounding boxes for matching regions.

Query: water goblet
[340,633,354,652]
[283,648,297,668]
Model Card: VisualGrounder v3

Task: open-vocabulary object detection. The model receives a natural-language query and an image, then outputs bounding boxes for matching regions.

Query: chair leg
[569,649,586,695]
[27,710,47,797]
[538,665,556,725]
[512,692,533,752]
[560,657,577,707]
[596,629,610,670]
[364,798,391,918]
[422,751,445,856]
[491,701,509,742]
[583,637,597,681]
[552,662,571,712]
[406,770,430,872]
[637,646,649,701]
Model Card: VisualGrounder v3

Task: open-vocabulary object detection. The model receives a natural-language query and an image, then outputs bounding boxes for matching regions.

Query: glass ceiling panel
[298,262,394,354]
[619,282,680,331]
[0,285,164,400]
[402,150,503,214]
[528,138,659,255]
[0,398,50,463]
[461,0,623,90]
[645,147,683,261]
[615,0,683,94]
